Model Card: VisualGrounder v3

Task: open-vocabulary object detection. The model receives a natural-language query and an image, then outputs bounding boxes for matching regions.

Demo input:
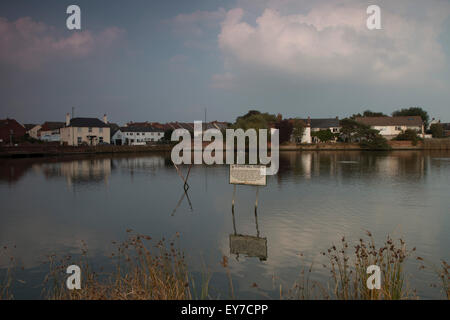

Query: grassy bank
[1,231,448,300]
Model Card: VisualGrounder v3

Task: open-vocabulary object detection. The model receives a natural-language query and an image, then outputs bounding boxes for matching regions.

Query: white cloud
[217,2,450,86]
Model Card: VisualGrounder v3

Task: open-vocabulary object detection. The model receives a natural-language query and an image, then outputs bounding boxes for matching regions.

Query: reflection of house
[355,116,424,140]
[0,119,26,144]
[119,127,164,145]
[60,159,111,187]
[39,122,65,142]
[60,113,110,146]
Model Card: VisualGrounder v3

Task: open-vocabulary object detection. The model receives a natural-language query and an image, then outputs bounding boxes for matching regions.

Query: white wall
[122,131,164,145]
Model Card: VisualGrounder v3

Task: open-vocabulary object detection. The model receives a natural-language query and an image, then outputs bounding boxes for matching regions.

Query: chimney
[307,116,311,127]
[103,114,108,124]
[66,113,70,126]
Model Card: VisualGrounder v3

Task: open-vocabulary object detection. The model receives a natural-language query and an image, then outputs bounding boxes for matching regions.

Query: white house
[355,116,424,140]
[119,126,164,145]
[60,113,110,146]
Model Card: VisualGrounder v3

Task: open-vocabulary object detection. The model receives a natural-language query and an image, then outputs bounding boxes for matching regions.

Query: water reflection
[0,151,449,299]
[277,151,428,182]
[230,186,268,261]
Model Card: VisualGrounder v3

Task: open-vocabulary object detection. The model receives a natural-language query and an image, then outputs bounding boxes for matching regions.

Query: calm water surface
[1,151,449,299]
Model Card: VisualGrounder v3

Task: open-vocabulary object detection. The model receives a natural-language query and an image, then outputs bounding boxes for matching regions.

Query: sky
[1,0,450,125]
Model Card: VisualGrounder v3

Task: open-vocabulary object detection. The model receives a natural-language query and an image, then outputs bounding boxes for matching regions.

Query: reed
[0,246,15,300]
[321,232,415,300]
[44,232,192,300]
[1,231,448,300]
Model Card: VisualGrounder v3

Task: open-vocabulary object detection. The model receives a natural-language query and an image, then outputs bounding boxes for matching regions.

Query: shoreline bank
[1,139,449,158]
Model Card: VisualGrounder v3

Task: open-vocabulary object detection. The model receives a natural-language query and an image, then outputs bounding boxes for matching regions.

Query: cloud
[170,9,227,50]
[217,2,450,86]
[172,8,227,37]
[211,72,235,89]
[0,17,124,70]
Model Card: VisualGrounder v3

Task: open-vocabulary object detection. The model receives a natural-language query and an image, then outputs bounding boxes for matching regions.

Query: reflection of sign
[229,165,266,186]
[230,235,267,261]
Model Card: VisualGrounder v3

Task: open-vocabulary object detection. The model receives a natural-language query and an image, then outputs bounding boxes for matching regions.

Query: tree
[161,129,174,143]
[233,110,277,131]
[392,129,422,146]
[363,110,387,117]
[291,118,305,143]
[392,107,429,128]
[275,119,293,144]
[430,123,444,138]
[339,118,390,149]
[311,129,334,142]
[359,135,391,150]
[350,110,387,119]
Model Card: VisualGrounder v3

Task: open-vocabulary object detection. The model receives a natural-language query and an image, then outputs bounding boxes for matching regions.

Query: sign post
[229,165,268,261]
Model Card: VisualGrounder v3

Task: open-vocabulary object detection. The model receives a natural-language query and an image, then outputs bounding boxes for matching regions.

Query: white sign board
[229,165,266,186]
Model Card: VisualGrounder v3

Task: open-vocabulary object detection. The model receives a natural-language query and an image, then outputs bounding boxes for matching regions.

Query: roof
[107,123,120,136]
[0,119,24,128]
[67,118,109,128]
[24,124,37,131]
[40,122,65,131]
[355,116,423,127]
[120,126,163,133]
[304,118,340,129]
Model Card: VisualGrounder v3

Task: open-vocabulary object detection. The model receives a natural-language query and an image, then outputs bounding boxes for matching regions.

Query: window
[77,127,81,133]
[395,126,402,131]
[88,127,92,133]
[99,137,104,143]
[99,128,103,133]
[77,137,82,145]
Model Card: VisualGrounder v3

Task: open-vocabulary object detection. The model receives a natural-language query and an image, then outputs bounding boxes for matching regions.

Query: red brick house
[0,119,26,144]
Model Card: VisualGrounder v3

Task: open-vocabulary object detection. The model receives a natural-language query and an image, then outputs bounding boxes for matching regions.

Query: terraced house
[60,113,110,146]
[118,126,164,145]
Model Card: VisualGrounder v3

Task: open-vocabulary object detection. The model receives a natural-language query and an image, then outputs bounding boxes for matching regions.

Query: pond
[0,150,449,299]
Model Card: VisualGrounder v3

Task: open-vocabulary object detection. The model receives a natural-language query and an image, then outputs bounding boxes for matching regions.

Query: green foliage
[291,118,305,143]
[392,107,429,128]
[161,129,174,143]
[339,118,390,149]
[430,123,445,138]
[393,129,422,146]
[311,129,335,142]
[360,135,391,150]
[351,110,388,119]
[275,119,293,144]
[233,110,276,130]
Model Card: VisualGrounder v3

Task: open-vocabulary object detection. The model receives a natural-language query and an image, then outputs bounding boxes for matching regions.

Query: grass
[44,232,193,300]
[1,231,449,300]
[321,232,415,300]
